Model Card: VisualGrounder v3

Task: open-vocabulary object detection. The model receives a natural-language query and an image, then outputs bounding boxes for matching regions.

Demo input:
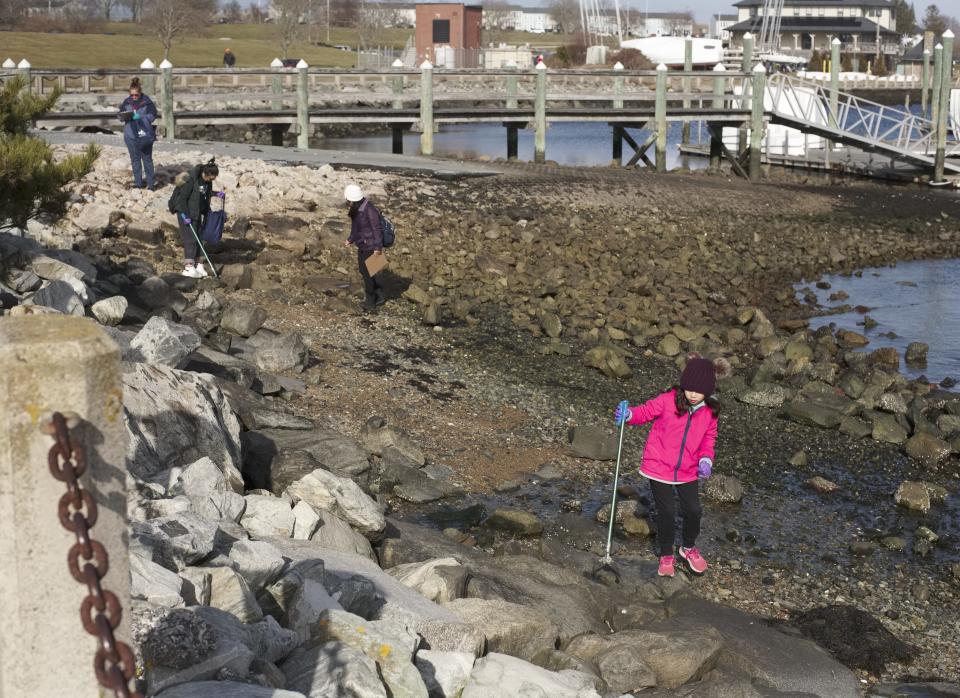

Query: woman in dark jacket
[343,183,385,309]
[118,77,158,190]
[172,159,219,278]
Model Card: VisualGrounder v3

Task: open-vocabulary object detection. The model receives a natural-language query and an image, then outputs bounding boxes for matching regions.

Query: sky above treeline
[509,0,944,23]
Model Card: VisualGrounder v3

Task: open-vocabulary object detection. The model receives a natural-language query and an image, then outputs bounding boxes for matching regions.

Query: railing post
[391,58,405,154]
[829,37,840,130]
[534,61,547,164]
[160,59,174,139]
[931,43,943,131]
[711,63,726,172]
[934,30,954,182]
[739,32,753,155]
[655,63,667,173]
[0,317,131,698]
[2,58,14,71]
[270,57,283,110]
[682,36,693,145]
[296,59,309,150]
[140,58,156,97]
[612,60,624,109]
[420,60,434,156]
[17,59,30,94]
[749,63,766,180]
[921,49,930,115]
[506,61,519,110]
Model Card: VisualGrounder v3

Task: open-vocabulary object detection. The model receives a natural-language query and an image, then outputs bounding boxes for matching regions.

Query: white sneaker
[181,266,202,278]
[194,263,209,278]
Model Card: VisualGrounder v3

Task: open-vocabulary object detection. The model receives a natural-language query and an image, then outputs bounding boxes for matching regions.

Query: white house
[711,13,738,41]
[483,5,557,33]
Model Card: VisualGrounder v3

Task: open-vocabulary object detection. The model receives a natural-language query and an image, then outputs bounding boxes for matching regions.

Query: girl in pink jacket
[615,356,727,578]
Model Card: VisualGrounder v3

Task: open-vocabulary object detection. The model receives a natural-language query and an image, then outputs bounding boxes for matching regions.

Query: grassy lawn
[0,22,574,69]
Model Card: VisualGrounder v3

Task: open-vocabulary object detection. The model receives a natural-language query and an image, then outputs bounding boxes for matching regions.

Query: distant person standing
[343,184,385,310]
[223,48,236,69]
[118,77,157,190]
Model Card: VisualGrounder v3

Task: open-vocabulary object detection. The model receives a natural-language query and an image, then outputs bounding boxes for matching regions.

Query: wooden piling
[613,61,624,110]
[506,63,518,110]
[934,30,954,182]
[682,37,693,146]
[420,60,434,157]
[829,38,840,130]
[16,59,30,94]
[507,123,519,160]
[739,33,754,155]
[160,60,174,139]
[296,60,309,150]
[140,59,156,97]
[921,49,930,114]
[749,63,766,180]
[655,63,667,173]
[711,63,727,171]
[612,124,623,164]
[534,62,547,164]
[931,44,943,133]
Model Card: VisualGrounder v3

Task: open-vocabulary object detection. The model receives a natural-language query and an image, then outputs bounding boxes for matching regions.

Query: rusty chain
[44,412,143,698]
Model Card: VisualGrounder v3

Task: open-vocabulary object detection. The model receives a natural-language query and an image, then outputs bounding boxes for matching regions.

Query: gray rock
[254,331,310,374]
[207,566,263,623]
[583,346,632,378]
[361,416,426,466]
[192,605,299,665]
[443,598,558,662]
[894,481,931,513]
[281,642,387,698]
[840,414,873,438]
[137,275,188,313]
[904,342,929,365]
[6,268,42,293]
[136,606,217,671]
[292,500,322,540]
[782,399,842,429]
[286,469,385,539]
[703,474,744,504]
[155,681,305,698]
[170,456,231,498]
[130,316,202,368]
[74,202,114,233]
[593,643,657,693]
[541,313,563,339]
[387,558,468,604]
[877,392,909,415]
[32,280,83,315]
[484,507,544,537]
[241,494,296,538]
[226,538,287,590]
[243,430,369,492]
[221,303,268,337]
[189,491,247,524]
[380,459,461,504]
[91,295,128,326]
[603,627,723,689]
[739,383,792,408]
[123,363,244,482]
[130,554,185,607]
[462,653,601,698]
[904,432,952,466]
[415,650,475,698]
[871,413,908,445]
[568,425,616,461]
[132,513,220,571]
[30,254,87,283]
[310,508,376,560]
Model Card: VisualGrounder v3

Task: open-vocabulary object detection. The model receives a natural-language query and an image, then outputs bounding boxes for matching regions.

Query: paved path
[39,131,502,179]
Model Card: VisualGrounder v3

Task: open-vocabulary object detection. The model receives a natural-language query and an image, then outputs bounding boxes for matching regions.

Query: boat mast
[614,0,623,45]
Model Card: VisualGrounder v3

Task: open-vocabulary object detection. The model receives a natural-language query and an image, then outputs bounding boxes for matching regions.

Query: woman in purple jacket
[615,355,730,578]
[118,77,157,190]
[343,183,385,310]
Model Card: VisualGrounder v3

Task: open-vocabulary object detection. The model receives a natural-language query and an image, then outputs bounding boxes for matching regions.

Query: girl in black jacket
[172,160,219,278]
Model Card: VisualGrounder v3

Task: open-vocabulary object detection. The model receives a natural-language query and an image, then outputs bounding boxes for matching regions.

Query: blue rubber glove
[698,457,713,479]
[614,400,631,426]
[132,111,141,120]
[181,214,192,225]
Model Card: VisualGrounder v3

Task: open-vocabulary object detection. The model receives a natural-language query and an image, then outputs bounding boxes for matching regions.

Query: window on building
[818,6,825,16]
[806,7,812,15]
[433,19,450,43]
[838,7,844,17]
[794,7,800,15]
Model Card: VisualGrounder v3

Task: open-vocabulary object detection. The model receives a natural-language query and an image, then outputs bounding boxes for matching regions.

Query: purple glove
[181,214,192,225]
[698,457,713,479]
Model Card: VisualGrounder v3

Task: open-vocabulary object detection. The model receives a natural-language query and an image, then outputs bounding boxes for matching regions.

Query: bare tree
[548,0,581,35]
[273,0,308,58]
[247,2,266,22]
[143,0,214,61]
[123,0,144,22]
[222,0,242,22]
[99,0,117,20]
[665,11,693,36]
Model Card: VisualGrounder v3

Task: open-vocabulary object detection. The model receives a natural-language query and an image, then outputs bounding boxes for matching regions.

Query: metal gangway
[765,72,960,174]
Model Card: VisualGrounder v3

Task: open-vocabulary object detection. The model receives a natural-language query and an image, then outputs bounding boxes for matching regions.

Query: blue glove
[132,111,141,120]
[614,400,631,425]
[698,457,713,479]
[181,214,192,225]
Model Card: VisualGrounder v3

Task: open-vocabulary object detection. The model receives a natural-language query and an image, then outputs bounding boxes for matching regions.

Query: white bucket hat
[344,184,364,202]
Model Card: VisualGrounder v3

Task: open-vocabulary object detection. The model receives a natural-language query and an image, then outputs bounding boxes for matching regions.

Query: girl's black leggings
[649,479,702,557]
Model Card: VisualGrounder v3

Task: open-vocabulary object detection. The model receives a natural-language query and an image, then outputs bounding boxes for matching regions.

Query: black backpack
[379,211,396,248]
[167,171,191,214]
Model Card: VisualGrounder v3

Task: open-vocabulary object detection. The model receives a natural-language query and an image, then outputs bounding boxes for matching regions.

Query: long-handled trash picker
[591,399,629,583]
[184,217,219,279]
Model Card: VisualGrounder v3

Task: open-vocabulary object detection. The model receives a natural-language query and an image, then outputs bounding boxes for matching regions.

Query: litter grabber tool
[592,399,629,583]
[184,215,219,279]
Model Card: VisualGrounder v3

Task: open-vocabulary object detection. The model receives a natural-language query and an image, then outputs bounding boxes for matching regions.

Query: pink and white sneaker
[679,546,708,574]
[658,555,676,577]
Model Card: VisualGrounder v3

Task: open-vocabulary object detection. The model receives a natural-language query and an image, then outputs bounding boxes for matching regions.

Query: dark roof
[900,41,927,61]
[734,0,892,6]
[713,14,738,20]
[727,15,898,35]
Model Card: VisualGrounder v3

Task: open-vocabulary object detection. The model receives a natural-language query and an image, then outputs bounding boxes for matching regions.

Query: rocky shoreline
[2,143,960,696]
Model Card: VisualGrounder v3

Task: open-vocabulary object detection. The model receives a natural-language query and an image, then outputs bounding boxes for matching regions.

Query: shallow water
[319,121,709,170]
[796,258,960,384]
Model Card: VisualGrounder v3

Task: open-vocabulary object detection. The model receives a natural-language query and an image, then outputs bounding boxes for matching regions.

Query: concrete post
[2,58,15,71]
[829,37,840,130]
[682,36,693,145]
[160,59,174,139]
[612,61,624,109]
[921,49,930,114]
[420,60,434,156]
[534,61,547,164]
[140,58,156,97]
[391,58,404,110]
[934,30,954,182]
[655,63,667,173]
[749,63,766,180]
[0,317,130,698]
[270,57,283,110]
[711,63,727,171]
[17,58,31,94]
[739,33,753,155]
[505,61,518,110]
[296,59,309,149]
[931,44,943,134]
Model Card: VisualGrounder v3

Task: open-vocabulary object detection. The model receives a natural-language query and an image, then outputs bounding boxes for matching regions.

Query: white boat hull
[619,36,723,67]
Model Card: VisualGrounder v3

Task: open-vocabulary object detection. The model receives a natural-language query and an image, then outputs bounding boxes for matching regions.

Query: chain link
[46,412,143,698]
